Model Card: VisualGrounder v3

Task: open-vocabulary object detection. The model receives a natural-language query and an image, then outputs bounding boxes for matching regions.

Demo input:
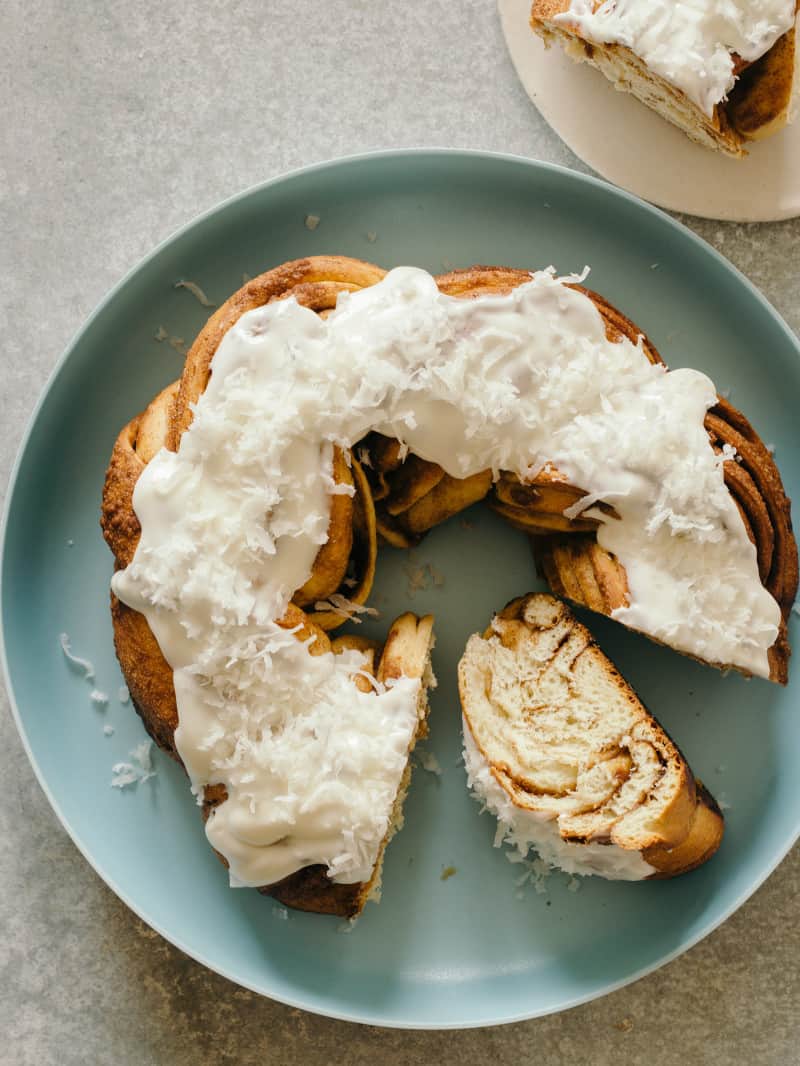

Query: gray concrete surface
[1,1,798,1062]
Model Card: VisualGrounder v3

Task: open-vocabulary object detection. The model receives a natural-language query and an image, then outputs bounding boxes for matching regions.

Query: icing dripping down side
[112,265,779,889]
[555,0,797,116]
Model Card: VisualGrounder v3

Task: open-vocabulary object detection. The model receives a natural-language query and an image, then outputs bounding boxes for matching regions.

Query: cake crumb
[459,517,474,531]
[366,231,377,243]
[404,561,445,598]
[304,214,321,231]
[168,335,187,356]
[103,724,115,737]
[428,564,445,588]
[615,1018,634,1034]
[566,877,581,893]
[417,750,442,777]
[336,918,358,934]
[272,904,289,921]
[118,685,130,705]
[440,866,457,881]
[154,325,168,342]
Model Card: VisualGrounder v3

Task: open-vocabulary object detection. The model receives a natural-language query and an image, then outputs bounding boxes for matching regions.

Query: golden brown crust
[112,592,181,761]
[644,784,725,876]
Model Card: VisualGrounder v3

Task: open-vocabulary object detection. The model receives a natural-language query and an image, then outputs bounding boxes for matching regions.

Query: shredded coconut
[313,594,380,623]
[90,689,109,707]
[175,280,216,307]
[111,740,155,789]
[59,633,95,682]
[103,724,115,737]
[118,685,130,705]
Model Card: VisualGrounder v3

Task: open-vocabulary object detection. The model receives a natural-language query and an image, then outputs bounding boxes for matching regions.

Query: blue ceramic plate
[2,151,799,1029]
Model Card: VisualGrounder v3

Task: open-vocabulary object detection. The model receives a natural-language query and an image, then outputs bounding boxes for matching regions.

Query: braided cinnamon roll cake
[102,254,796,911]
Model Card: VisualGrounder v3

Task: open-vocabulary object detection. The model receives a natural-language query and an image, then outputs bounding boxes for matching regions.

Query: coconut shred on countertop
[556,0,797,116]
[112,265,780,889]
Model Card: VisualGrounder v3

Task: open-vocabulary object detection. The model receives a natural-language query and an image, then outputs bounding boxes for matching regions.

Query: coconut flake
[90,689,109,708]
[60,633,95,682]
[175,280,216,307]
[111,740,155,788]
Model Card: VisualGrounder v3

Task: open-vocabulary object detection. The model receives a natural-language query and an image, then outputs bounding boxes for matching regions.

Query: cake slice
[459,594,724,879]
[530,0,798,157]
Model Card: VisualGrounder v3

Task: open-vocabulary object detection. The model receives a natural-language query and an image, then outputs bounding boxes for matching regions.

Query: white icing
[556,0,797,116]
[462,721,654,880]
[113,265,779,889]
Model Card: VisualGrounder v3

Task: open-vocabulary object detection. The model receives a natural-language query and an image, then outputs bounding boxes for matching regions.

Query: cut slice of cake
[530,0,798,157]
[459,594,724,879]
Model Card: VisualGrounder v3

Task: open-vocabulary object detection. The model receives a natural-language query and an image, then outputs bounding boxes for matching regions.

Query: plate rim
[2,147,799,1029]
